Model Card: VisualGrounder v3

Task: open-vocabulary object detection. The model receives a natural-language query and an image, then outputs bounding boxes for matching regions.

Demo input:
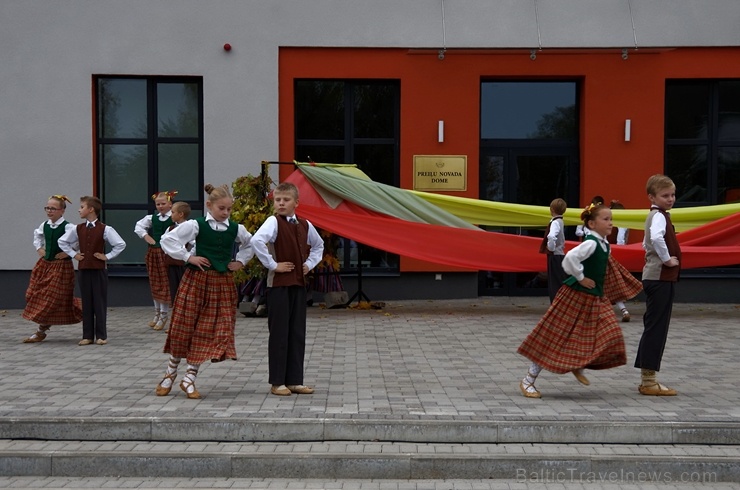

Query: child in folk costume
[58,196,127,345]
[134,191,175,330]
[576,197,641,322]
[518,203,627,398]
[162,201,192,327]
[22,195,83,343]
[575,195,605,241]
[156,184,253,399]
[635,174,681,396]
[539,198,568,303]
[606,200,641,322]
[252,182,324,396]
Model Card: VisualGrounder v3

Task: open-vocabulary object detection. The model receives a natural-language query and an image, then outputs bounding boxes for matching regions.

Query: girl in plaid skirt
[575,199,642,322]
[156,184,254,399]
[518,203,627,398]
[22,195,83,343]
[134,191,175,330]
[607,200,642,322]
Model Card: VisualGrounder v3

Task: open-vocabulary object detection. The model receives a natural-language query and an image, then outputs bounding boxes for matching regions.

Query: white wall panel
[1,0,739,270]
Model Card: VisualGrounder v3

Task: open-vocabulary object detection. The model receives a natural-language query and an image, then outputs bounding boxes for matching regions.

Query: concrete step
[1,440,739,482]
[2,418,740,445]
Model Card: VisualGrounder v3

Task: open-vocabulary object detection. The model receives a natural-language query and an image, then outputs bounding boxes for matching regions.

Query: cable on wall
[439,0,447,60]
[534,0,542,51]
[627,0,638,49]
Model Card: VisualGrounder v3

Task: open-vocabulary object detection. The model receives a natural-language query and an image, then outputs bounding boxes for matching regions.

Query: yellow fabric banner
[296,163,740,231]
[412,191,740,231]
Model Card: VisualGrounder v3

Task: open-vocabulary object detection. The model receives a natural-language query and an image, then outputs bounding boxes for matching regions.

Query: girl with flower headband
[575,195,605,240]
[517,203,628,398]
[576,197,642,321]
[22,195,83,343]
[134,190,177,330]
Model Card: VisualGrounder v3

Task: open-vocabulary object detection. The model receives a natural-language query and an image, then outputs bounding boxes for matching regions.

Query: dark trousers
[547,254,568,303]
[167,265,185,306]
[634,280,674,371]
[266,285,307,386]
[78,269,108,341]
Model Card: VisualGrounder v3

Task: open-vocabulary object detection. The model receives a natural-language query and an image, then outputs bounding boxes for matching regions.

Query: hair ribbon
[50,194,72,203]
[152,190,179,201]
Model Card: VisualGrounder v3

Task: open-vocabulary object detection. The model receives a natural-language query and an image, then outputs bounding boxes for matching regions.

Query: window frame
[93,75,205,271]
[665,79,740,207]
[293,78,401,274]
[664,79,740,277]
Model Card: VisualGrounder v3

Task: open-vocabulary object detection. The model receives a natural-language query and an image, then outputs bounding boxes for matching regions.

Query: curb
[2,418,740,445]
[2,449,738,481]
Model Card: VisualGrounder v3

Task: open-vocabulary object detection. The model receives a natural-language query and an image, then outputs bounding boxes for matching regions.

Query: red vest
[77,222,106,270]
[539,217,562,255]
[659,210,682,282]
[271,216,309,287]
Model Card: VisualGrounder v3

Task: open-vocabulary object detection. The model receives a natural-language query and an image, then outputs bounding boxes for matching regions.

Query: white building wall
[2,0,740,272]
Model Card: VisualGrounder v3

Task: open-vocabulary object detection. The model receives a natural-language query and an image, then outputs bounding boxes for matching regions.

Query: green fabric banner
[297,163,740,232]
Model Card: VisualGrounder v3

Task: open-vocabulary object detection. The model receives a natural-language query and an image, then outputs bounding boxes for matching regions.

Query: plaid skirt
[517,285,626,374]
[22,258,82,325]
[145,247,171,304]
[164,268,238,364]
[604,255,642,304]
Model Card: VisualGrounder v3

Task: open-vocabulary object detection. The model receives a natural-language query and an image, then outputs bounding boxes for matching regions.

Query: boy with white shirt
[58,196,126,346]
[634,175,681,396]
[251,182,324,396]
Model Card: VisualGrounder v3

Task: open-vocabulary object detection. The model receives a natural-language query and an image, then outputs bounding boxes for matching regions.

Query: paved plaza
[1,297,739,488]
[2,297,739,423]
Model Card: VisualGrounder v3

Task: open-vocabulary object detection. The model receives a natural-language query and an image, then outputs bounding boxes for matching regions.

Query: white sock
[641,368,657,387]
[160,357,181,389]
[182,364,200,394]
[525,362,542,384]
[156,307,169,328]
[151,301,161,323]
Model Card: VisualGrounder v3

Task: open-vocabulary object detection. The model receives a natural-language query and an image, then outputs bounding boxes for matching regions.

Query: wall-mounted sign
[413,155,467,191]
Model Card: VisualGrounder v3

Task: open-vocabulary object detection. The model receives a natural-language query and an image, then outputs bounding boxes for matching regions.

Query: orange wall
[278,47,740,271]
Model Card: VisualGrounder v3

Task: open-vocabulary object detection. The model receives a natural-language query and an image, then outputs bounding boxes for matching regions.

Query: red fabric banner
[287,171,740,272]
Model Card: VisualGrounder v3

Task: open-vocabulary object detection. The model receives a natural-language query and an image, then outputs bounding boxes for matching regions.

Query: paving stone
[2,299,740,482]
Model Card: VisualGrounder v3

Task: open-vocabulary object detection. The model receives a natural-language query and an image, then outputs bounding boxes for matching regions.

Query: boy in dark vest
[252,182,324,396]
[635,175,681,396]
[539,198,567,302]
[59,196,126,345]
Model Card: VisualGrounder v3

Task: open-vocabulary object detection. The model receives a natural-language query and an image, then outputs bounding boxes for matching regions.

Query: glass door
[478,80,580,296]
[479,147,578,296]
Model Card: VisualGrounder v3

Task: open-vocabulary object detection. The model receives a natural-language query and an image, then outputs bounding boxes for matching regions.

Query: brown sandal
[148,311,160,328]
[180,368,201,399]
[621,308,631,322]
[23,331,47,343]
[23,325,51,343]
[155,372,177,396]
[638,382,677,396]
[572,369,590,385]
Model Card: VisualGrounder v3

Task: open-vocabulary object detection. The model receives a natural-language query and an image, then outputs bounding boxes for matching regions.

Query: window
[481,81,578,141]
[665,80,740,205]
[95,76,204,266]
[294,80,400,272]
